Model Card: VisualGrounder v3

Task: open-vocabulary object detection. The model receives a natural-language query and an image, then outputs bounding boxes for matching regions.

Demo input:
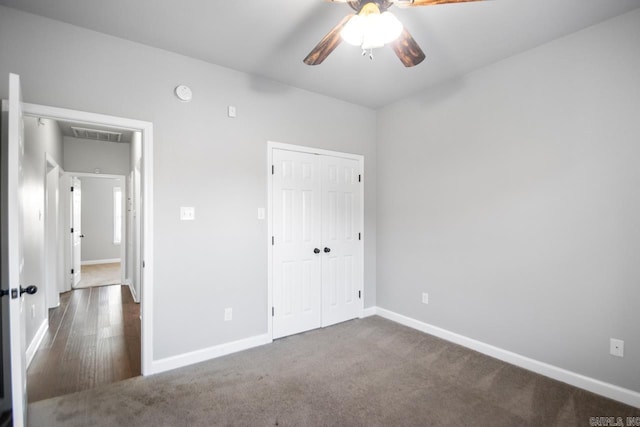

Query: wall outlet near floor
[224,307,233,321]
[610,338,624,357]
[422,293,429,304]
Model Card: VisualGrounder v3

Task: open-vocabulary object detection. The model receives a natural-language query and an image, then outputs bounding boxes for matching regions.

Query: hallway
[75,262,122,289]
[27,285,140,402]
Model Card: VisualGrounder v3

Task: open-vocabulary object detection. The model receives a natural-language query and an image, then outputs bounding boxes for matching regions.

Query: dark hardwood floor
[27,285,140,402]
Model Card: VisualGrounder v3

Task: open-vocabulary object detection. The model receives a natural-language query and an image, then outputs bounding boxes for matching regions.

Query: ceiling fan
[304,0,483,67]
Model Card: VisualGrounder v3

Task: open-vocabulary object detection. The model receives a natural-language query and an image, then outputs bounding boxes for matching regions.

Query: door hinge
[70,186,74,192]
[358,232,361,241]
[272,236,275,246]
[71,268,74,274]
[358,290,362,299]
[358,174,361,182]
[272,165,275,175]
[272,307,275,317]
[70,227,74,233]
[143,261,145,268]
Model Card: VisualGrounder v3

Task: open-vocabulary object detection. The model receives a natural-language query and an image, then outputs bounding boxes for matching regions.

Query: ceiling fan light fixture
[379,12,403,43]
[341,14,366,46]
[340,4,403,50]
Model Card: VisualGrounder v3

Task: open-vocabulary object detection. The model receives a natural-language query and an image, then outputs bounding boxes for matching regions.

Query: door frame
[266,141,364,340]
[22,102,154,375]
[44,153,62,310]
[62,172,127,289]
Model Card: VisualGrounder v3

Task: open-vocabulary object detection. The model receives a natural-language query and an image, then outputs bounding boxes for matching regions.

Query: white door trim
[22,102,154,375]
[266,141,364,340]
[44,153,62,310]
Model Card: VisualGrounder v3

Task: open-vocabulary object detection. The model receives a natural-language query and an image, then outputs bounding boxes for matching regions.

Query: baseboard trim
[26,319,48,368]
[373,307,640,409]
[149,333,272,375]
[125,281,139,303]
[362,306,377,318]
[81,258,120,266]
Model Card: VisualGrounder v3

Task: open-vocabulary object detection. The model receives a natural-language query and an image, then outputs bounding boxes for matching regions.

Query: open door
[71,177,82,287]
[1,73,38,427]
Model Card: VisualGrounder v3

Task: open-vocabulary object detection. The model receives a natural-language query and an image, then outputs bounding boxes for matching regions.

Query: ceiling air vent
[71,126,123,142]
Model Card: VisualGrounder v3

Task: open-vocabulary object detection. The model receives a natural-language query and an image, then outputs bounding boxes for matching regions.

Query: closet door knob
[20,285,38,296]
[314,248,320,254]
[324,247,331,253]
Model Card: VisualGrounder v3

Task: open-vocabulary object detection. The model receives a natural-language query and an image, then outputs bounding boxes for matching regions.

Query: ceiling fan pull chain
[362,48,374,60]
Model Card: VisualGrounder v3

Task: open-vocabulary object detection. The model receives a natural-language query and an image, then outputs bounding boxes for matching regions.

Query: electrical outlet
[224,307,232,321]
[610,338,624,357]
[180,206,195,221]
[422,293,429,304]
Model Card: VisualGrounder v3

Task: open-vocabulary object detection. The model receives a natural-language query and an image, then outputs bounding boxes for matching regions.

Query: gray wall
[376,9,640,393]
[80,177,122,262]
[63,137,131,175]
[22,116,63,352]
[0,6,377,360]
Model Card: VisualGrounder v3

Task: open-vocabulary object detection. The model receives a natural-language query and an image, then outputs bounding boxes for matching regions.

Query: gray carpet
[28,316,639,426]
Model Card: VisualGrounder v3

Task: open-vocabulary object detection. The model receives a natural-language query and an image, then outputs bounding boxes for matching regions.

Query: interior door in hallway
[320,155,362,328]
[272,149,322,339]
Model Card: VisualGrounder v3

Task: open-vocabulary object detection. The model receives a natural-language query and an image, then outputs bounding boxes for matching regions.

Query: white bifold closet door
[272,148,362,339]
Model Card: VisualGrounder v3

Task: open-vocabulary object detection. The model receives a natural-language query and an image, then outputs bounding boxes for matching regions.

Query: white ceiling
[2,0,638,108]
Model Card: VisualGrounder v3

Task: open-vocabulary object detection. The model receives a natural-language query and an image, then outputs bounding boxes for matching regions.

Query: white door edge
[4,72,27,427]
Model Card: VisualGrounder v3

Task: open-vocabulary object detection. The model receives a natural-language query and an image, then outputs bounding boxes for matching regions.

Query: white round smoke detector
[174,85,193,102]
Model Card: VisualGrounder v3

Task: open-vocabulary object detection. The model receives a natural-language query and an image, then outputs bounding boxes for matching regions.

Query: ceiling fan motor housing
[349,0,396,12]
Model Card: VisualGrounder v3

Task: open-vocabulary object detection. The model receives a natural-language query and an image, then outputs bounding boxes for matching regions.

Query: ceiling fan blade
[391,28,426,67]
[304,14,355,66]
[398,0,483,6]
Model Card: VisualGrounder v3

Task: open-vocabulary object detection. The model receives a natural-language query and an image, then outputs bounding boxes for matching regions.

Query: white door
[71,177,82,287]
[271,147,363,339]
[272,149,322,338]
[320,155,362,327]
[1,73,29,427]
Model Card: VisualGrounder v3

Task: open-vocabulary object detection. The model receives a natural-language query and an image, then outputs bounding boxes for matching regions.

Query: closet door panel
[272,149,322,338]
[321,156,362,327]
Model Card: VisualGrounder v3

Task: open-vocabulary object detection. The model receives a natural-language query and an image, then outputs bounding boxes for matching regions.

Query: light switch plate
[180,206,195,221]
[610,338,624,357]
[257,208,265,220]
